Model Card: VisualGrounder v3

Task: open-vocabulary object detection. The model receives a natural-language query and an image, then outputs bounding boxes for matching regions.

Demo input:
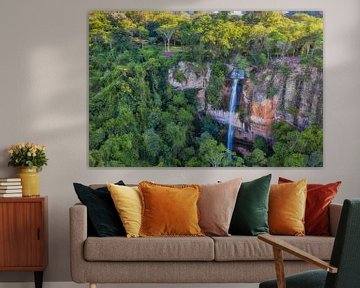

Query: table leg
[34,271,43,288]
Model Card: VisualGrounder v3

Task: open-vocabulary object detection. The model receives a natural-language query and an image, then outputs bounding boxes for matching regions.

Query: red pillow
[278,177,341,236]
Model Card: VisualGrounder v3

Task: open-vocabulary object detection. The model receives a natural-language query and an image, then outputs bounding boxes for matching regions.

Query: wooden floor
[0,283,259,288]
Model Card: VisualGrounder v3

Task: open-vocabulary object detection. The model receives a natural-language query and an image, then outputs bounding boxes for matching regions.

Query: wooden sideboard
[0,197,48,288]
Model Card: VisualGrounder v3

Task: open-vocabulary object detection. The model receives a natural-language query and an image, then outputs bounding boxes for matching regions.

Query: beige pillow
[198,178,242,236]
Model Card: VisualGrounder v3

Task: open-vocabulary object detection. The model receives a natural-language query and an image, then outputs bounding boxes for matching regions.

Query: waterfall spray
[227,78,239,152]
[226,69,244,153]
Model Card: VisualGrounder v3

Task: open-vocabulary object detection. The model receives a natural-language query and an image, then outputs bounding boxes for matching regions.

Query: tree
[269,122,323,167]
[284,153,307,167]
[268,142,289,167]
[300,125,323,154]
[156,24,177,51]
[89,126,106,150]
[97,134,140,167]
[253,135,270,155]
[271,121,296,142]
[164,122,187,155]
[245,148,267,167]
[206,62,227,109]
[248,23,272,65]
[307,150,323,167]
[200,114,221,139]
[194,17,245,58]
[89,12,113,49]
[143,128,162,163]
[198,133,228,167]
[135,26,149,48]
[154,12,189,52]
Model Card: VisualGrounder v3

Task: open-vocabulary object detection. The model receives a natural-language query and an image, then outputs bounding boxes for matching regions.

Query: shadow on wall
[0,149,10,178]
[0,1,86,283]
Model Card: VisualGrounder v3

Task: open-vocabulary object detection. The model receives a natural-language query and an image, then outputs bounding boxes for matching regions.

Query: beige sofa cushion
[212,235,334,261]
[84,236,214,261]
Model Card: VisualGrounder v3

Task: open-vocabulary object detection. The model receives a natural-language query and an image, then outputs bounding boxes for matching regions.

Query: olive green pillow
[229,174,272,236]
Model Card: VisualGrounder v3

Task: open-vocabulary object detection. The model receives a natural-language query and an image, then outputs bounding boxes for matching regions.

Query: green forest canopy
[89,11,323,167]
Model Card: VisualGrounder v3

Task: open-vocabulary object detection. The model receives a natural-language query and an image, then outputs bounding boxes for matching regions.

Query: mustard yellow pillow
[269,179,307,236]
[107,183,142,238]
[138,181,204,237]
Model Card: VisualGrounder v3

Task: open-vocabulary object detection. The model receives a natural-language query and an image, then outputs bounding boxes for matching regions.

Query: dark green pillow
[229,174,272,236]
[73,181,126,237]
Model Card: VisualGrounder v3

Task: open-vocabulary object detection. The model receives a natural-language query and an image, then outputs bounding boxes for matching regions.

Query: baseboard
[0,282,259,288]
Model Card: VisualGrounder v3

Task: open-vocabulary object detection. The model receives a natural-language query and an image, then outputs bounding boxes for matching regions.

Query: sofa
[70,201,342,287]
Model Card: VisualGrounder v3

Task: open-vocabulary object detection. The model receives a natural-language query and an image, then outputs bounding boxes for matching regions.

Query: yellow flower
[38,145,46,151]
[9,142,47,167]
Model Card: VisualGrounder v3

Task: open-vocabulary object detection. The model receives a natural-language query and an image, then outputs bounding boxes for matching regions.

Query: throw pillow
[138,181,203,237]
[229,174,272,236]
[73,181,126,237]
[269,179,307,236]
[107,183,142,238]
[279,177,341,236]
[198,178,242,236]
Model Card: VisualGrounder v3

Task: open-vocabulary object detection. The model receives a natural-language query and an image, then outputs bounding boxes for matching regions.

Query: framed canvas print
[89,11,323,167]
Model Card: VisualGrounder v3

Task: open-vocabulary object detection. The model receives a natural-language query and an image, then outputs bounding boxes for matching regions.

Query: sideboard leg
[34,271,43,288]
[90,283,97,288]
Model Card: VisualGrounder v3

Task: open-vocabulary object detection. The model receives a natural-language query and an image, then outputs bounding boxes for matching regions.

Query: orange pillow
[138,181,204,237]
[278,177,341,236]
[269,179,307,236]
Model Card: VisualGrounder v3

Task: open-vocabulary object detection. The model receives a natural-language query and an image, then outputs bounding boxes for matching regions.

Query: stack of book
[0,178,22,197]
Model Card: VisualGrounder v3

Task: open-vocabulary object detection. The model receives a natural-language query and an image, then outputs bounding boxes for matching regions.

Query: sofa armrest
[69,203,88,283]
[329,203,342,237]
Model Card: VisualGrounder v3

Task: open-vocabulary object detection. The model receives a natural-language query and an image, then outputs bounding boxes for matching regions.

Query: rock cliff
[243,57,323,137]
[168,57,323,139]
[168,61,211,110]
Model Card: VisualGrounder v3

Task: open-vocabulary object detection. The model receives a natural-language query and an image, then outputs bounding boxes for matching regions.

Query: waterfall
[227,78,239,152]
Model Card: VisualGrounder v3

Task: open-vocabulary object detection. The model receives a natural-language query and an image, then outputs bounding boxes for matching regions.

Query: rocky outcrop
[168,61,211,109]
[238,57,322,138]
[168,57,322,140]
[250,97,280,137]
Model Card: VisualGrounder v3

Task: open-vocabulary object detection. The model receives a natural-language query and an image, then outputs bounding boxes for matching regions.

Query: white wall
[0,0,359,282]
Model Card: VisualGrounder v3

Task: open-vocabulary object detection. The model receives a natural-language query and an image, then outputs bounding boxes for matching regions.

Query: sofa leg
[89,284,96,288]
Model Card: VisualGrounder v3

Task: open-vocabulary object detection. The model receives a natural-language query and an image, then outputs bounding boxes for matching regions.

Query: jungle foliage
[89,11,323,167]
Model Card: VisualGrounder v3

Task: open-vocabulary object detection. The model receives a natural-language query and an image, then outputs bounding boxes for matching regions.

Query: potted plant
[8,143,48,197]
